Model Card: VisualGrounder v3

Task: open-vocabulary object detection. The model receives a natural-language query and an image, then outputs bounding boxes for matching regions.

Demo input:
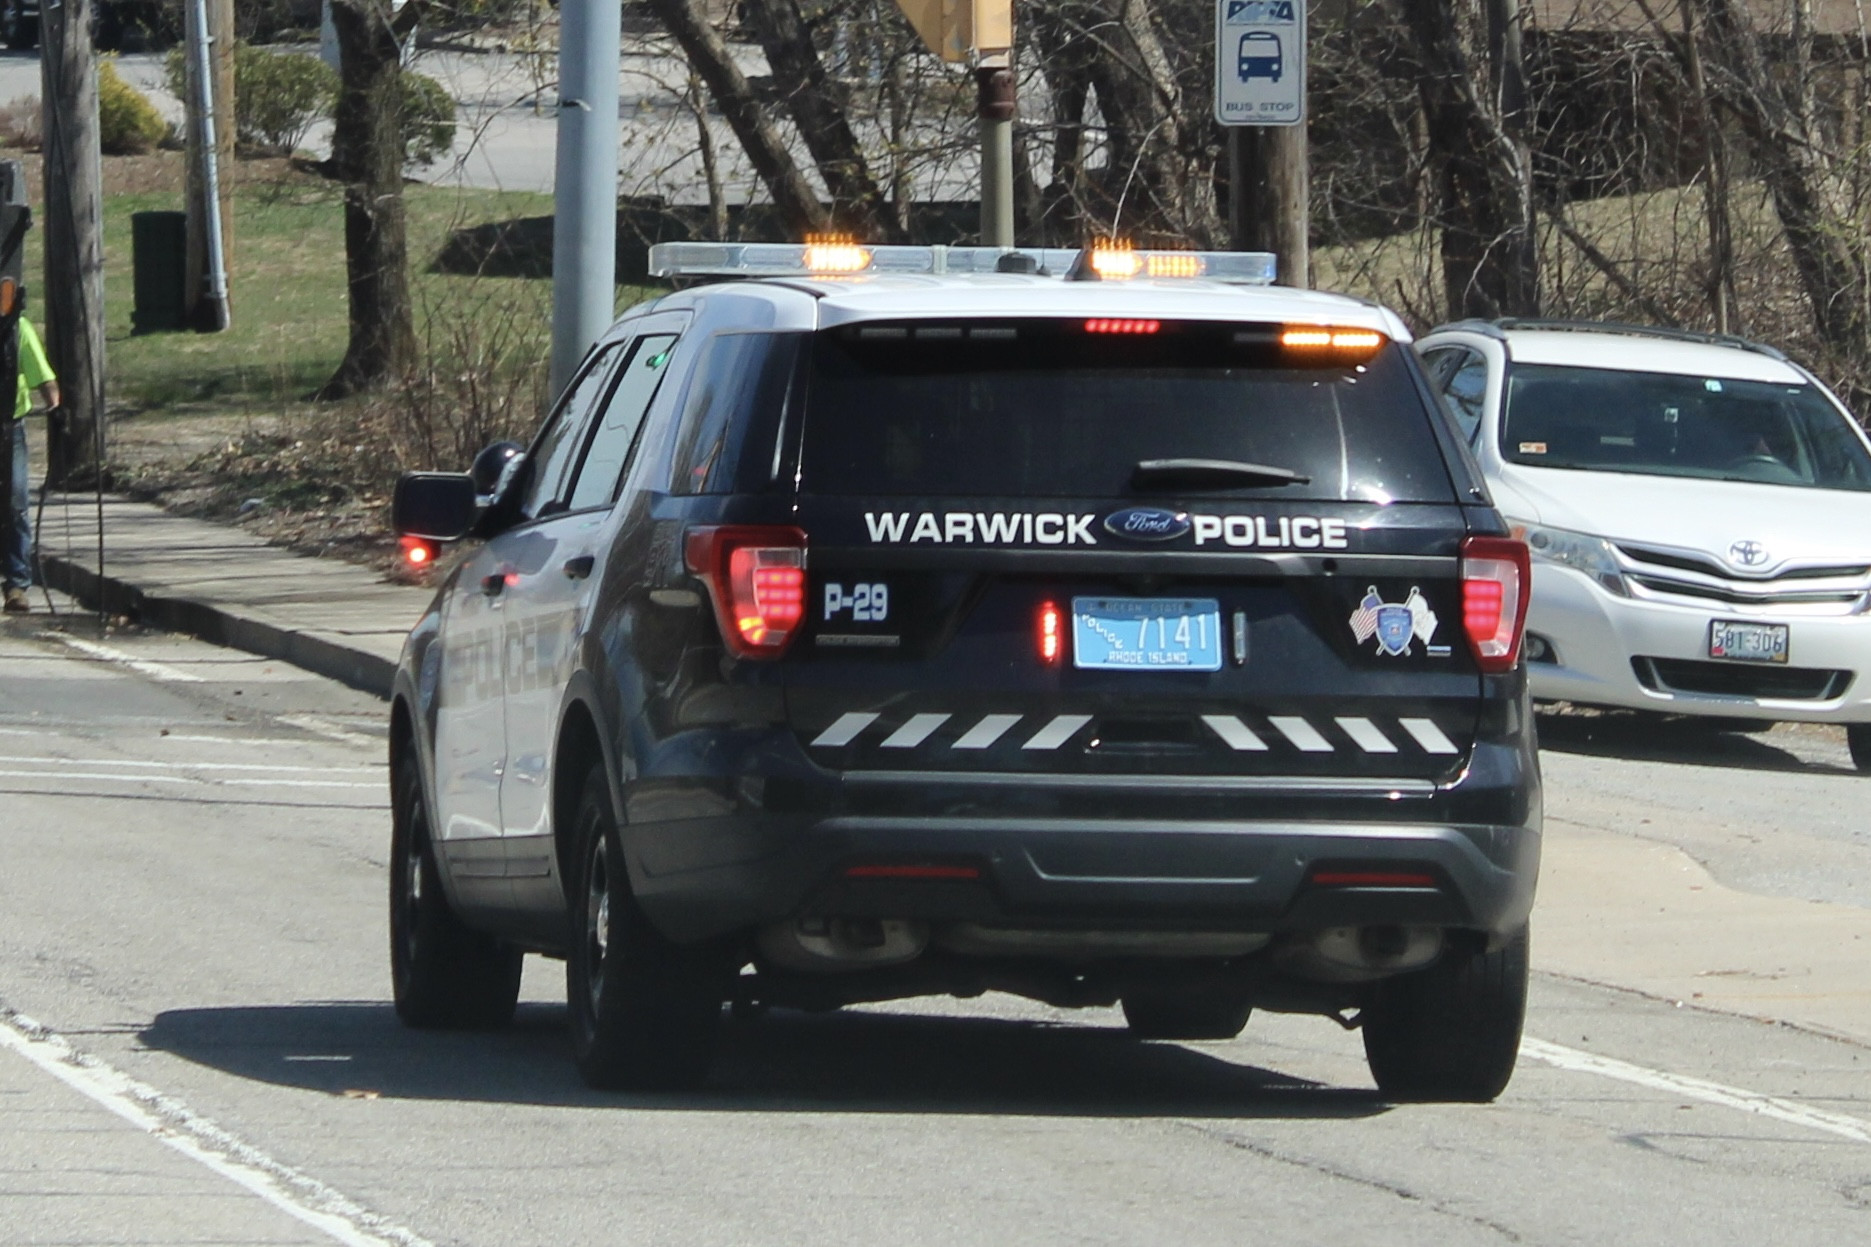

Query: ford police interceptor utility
[388,241,1541,1101]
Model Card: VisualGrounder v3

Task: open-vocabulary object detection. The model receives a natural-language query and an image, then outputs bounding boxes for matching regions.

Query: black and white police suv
[388,241,1542,1101]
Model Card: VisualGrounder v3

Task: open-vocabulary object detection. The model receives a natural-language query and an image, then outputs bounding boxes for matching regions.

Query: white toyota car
[1416,319,1871,768]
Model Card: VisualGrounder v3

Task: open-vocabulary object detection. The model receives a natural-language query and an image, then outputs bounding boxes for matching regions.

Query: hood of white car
[1491,464,1871,570]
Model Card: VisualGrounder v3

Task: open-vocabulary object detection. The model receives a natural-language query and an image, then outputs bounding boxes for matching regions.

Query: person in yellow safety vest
[4,317,58,615]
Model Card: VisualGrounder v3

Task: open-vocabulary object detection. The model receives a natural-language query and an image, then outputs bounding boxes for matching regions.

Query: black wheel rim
[583,830,611,1019]
[396,777,426,973]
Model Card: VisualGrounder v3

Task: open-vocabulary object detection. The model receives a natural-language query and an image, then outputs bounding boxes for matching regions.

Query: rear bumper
[630,810,1540,945]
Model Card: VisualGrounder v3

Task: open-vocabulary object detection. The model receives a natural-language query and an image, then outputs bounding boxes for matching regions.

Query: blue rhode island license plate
[1072,597,1223,671]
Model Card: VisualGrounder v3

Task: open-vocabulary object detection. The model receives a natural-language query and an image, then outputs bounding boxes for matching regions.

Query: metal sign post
[1216,0,1308,285]
[0,160,27,598]
[895,0,1015,247]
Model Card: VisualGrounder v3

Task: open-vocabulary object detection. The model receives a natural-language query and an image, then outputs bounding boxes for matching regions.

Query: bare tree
[644,0,831,236]
[745,0,904,240]
[1690,0,1870,397]
[1393,0,1539,317]
[320,0,423,400]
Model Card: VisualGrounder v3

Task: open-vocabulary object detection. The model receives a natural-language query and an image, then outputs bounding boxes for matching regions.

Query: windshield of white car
[1501,363,1871,491]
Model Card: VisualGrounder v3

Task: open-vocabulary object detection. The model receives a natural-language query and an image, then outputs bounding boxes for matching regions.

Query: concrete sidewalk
[32,493,428,697]
[25,492,1871,1049]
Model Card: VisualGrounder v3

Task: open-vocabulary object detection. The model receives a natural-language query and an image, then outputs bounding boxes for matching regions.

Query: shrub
[0,95,41,151]
[400,72,456,169]
[98,58,167,155]
[161,44,454,168]
[236,46,339,156]
[165,44,338,158]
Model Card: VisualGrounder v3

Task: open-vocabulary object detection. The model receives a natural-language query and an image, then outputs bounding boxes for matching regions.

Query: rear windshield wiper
[1131,458,1312,491]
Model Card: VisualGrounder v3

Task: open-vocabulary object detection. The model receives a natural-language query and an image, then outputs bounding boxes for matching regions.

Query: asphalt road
[3,611,1870,1246]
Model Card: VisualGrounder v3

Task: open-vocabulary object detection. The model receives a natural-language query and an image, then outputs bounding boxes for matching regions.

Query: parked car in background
[1417,318,1871,768]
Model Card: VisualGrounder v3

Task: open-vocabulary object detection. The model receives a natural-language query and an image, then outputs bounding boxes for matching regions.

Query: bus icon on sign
[1237,31,1283,81]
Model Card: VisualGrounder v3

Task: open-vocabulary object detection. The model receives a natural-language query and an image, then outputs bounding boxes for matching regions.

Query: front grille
[1617,543,1870,582]
[1625,574,1864,607]
[1631,656,1853,701]
[1615,543,1871,610]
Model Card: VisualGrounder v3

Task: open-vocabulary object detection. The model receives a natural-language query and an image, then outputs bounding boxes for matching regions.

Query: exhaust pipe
[757,916,929,974]
[1274,925,1444,983]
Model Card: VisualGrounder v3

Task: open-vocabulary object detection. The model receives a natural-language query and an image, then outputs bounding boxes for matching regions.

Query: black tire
[1362,924,1529,1103]
[389,756,523,1029]
[1121,988,1252,1041]
[565,762,729,1091]
[1847,724,1871,772]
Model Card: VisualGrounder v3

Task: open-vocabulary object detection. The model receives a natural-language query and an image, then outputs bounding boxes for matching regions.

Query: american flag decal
[1350,587,1383,644]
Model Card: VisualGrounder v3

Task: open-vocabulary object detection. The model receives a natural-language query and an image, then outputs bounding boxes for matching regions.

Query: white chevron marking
[1398,717,1459,754]
[1268,716,1333,752]
[1022,714,1092,750]
[952,714,1023,749]
[1201,715,1269,751]
[1336,717,1398,753]
[880,714,951,748]
[810,712,879,748]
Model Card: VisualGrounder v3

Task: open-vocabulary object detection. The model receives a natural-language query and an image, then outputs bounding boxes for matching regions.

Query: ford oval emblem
[1103,507,1192,542]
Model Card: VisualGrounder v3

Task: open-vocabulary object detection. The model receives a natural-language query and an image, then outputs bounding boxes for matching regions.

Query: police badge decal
[1349,586,1447,657]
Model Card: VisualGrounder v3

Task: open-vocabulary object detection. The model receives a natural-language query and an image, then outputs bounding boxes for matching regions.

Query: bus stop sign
[1215,0,1306,126]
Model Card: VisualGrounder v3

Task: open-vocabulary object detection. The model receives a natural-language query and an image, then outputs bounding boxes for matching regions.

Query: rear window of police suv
[796,319,1457,503]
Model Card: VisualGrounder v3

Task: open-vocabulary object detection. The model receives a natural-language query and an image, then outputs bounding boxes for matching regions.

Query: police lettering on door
[1215,0,1306,127]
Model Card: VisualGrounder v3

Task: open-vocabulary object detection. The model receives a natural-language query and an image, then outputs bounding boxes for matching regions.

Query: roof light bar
[1280,326,1389,356]
[648,242,1276,285]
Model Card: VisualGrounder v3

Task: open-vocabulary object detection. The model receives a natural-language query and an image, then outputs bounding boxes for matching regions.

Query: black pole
[0,160,29,594]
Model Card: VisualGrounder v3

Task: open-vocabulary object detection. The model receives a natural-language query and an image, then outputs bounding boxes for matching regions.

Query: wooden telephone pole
[41,0,106,486]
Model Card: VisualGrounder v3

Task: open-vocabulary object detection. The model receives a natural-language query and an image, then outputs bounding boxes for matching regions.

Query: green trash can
[131,210,188,334]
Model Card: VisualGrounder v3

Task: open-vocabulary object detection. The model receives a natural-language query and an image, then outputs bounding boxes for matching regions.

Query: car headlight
[1509,520,1628,597]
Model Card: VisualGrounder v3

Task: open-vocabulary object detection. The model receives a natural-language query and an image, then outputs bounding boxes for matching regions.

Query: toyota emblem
[1729,540,1770,567]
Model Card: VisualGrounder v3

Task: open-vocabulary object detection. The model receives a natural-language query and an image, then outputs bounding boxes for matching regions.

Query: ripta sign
[861,510,1350,550]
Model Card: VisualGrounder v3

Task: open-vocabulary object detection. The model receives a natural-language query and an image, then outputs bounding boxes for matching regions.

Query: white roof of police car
[1490,326,1809,385]
[641,275,1412,340]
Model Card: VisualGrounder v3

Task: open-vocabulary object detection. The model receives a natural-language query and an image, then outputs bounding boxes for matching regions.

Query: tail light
[1460,535,1531,673]
[1037,600,1064,665]
[684,526,809,659]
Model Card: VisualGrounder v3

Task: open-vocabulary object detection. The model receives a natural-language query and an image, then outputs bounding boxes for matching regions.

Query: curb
[37,551,397,700]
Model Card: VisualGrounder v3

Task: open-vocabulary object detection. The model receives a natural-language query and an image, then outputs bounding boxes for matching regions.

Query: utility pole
[550,0,621,400]
[1216,0,1309,286]
[896,0,1015,247]
[1228,129,1308,288]
[41,0,106,486]
[184,0,235,330]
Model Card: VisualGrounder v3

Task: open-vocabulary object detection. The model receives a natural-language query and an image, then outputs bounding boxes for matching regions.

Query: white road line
[0,754,379,774]
[0,768,381,790]
[1522,1037,1871,1144]
[0,1007,433,1247]
[278,715,387,748]
[43,633,207,684]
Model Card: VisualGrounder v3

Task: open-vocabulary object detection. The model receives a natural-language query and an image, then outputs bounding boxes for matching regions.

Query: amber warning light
[399,535,437,567]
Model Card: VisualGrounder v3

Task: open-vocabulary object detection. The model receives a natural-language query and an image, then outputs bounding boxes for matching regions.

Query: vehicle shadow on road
[139,1000,1388,1121]
[1535,708,1854,776]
